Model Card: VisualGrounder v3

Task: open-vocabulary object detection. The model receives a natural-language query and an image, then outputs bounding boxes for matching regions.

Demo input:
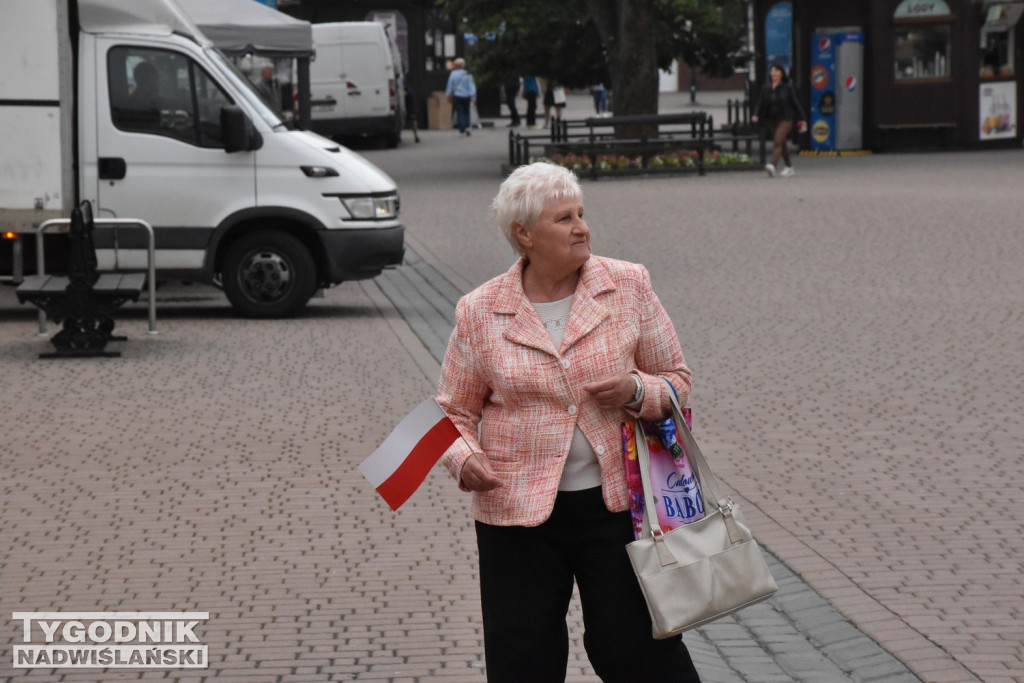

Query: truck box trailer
[0,0,404,318]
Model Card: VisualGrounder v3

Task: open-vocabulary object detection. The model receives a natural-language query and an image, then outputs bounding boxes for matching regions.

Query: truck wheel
[222,230,317,318]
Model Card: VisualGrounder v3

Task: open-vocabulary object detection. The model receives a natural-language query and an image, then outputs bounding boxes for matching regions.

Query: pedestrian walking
[503,75,521,127]
[541,78,558,127]
[446,57,477,136]
[591,82,609,116]
[254,65,276,104]
[404,81,420,143]
[436,162,701,682]
[752,62,807,177]
[549,82,567,124]
[522,75,540,129]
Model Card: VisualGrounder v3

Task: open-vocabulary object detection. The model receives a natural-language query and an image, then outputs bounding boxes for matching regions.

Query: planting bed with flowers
[507,114,766,178]
[537,149,754,177]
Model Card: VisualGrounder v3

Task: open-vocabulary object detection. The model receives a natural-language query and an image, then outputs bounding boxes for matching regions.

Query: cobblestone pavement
[1,90,1021,682]
[364,90,1023,682]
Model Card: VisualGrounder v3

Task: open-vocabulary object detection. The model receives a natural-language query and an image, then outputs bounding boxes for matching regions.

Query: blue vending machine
[810,30,863,151]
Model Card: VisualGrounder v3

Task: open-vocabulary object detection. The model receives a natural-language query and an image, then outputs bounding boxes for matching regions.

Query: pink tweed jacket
[437,255,691,527]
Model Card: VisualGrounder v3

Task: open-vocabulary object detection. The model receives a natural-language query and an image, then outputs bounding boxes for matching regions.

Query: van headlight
[339,194,399,220]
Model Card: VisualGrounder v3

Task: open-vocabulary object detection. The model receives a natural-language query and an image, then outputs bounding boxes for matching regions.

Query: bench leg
[45,316,120,359]
[40,349,121,359]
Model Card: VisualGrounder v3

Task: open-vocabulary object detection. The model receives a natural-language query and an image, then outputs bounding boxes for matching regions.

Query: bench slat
[41,276,69,293]
[18,273,145,296]
[93,273,124,292]
[583,113,707,127]
[119,273,147,290]
[877,123,956,130]
[16,275,56,293]
[93,273,145,295]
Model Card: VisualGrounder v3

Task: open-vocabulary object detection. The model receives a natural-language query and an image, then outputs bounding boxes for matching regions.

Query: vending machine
[809,29,864,151]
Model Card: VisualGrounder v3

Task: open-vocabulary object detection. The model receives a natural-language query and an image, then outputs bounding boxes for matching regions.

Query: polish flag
[359,398,462,511]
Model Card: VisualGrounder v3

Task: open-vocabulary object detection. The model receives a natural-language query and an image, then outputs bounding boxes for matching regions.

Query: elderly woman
[445,57,477,136]
[437,163,700,682]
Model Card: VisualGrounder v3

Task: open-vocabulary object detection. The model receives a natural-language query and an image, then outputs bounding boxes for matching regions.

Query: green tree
[444,0,748,117]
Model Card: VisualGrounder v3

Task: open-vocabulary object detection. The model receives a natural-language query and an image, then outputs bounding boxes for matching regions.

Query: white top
[532,295,603,491]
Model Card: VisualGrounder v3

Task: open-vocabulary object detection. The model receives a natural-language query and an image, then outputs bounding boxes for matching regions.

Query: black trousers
[524,92,538,126]
[476,487,700,682]
[504,81,521,125]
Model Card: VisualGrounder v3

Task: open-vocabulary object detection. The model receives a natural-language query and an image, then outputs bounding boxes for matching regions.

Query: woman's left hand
[583,372,637,408]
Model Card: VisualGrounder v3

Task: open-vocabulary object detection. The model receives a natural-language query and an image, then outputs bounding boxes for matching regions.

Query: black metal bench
[16,201,147,358]
[511,111,765,178]
[877,122,957,150]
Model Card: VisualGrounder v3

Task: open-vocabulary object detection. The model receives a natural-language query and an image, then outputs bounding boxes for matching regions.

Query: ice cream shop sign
[895,0,952,18]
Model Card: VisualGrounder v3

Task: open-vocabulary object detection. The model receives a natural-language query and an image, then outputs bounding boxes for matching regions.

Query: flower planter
[537,149,754,180]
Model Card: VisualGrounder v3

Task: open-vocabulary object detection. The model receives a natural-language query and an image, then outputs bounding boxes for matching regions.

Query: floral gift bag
[622,405,705,541]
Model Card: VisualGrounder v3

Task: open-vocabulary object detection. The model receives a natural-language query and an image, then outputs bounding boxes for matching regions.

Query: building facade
[752,0,1024,150]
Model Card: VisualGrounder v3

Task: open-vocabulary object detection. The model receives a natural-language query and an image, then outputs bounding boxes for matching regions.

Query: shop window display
[979,3,1024,79]
[894,25,952,80]
[981,28,1013,78]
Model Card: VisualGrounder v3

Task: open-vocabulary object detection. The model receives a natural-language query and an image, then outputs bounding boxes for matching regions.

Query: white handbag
[626,391,778,638]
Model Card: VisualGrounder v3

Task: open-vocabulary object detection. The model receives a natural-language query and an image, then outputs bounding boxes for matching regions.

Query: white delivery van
[0,0,404,318]
[309,22,404,148]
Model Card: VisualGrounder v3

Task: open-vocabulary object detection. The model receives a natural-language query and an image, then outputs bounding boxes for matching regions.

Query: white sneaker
[779,166,795,177]
[765,163,776,177]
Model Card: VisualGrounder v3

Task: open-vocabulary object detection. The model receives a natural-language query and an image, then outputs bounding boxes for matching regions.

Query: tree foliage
[442,0,749,115]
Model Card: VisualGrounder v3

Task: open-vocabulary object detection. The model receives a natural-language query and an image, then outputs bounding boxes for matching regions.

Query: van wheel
[384,132,400,148]
[222,230,317,318]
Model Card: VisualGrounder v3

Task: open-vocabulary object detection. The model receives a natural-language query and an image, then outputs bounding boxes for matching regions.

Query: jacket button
[561,359,570,369]
[568,404,578,415]
[596,445,606,456]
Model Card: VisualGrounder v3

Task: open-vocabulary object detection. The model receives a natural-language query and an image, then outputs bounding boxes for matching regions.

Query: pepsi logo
[811,65,829,89]
[845,76,857,92]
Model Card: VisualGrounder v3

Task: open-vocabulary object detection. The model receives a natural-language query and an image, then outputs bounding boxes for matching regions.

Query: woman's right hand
[460,452,504,492]
[751,115,759,123]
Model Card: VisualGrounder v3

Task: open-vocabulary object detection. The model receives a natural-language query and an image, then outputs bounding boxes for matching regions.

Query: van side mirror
[221,105,262,152]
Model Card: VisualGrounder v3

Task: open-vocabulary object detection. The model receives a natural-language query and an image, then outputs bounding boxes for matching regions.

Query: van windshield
[209,50,287,129]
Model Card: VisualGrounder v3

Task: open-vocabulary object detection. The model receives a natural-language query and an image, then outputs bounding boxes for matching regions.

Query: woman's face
[516,196,590,272]
[770,66,783,86]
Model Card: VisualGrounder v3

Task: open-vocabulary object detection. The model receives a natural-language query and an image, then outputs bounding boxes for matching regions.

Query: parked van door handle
[98,157,127,180]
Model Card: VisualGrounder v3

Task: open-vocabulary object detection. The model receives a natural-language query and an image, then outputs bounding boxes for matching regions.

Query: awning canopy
[79,0,314,57]
[79,0,207,43]
[983,2,1024,29]
[174,0,314,58]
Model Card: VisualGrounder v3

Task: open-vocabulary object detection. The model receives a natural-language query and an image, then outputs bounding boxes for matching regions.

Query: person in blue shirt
[522,75,540,129]
[446,58,477,136]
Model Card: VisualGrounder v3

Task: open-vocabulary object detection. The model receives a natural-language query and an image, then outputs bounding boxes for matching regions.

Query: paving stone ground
[362,90,1023,682]
[1,90,1021,682]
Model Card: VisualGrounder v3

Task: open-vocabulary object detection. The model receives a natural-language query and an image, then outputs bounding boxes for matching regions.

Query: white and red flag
[359,397,462,511]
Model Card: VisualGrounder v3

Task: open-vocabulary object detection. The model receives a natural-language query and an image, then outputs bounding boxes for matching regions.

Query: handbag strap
[634,386,735,540]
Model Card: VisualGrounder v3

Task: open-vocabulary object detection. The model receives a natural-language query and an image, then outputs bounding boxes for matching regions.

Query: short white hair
[453,57,466,68]
[491,163,583,256]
